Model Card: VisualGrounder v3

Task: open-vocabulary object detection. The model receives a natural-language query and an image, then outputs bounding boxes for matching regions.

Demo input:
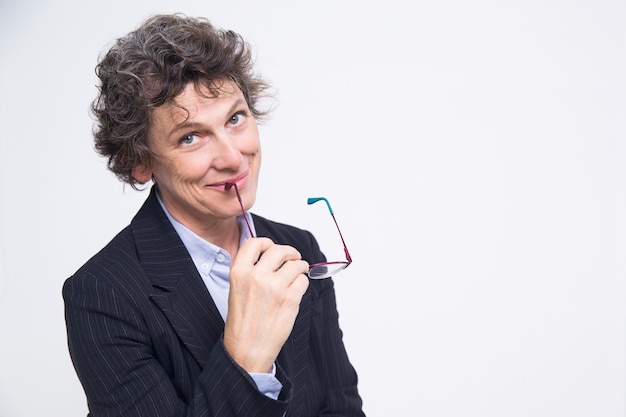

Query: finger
[235,237,275,267]
[254,244,304,275]
[274,259,309,280]
[289,272,310,299]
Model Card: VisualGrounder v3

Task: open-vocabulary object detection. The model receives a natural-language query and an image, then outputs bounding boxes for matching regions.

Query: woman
[62,13,365,417]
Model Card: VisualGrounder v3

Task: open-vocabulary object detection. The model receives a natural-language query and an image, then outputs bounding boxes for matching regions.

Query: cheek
[241,124,261,155]
[244,141,261,159]
[156,155,208,182]
[255,146,262,168]
[247,141,262,175]
[180,155,213,179]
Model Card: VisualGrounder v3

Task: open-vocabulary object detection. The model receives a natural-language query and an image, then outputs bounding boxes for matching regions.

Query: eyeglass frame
[226,183,352,279]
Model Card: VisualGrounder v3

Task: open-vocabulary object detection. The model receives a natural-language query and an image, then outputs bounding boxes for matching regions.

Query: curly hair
[91,14,272,188]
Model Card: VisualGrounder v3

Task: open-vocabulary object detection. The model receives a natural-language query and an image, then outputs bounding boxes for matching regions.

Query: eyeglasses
[226,183,352,279]
[305,197,352,279]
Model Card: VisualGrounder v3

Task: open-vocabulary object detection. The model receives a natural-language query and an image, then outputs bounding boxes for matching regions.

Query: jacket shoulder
[63,225,148,295]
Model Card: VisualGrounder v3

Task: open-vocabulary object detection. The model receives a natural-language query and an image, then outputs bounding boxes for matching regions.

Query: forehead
[152,80,244,126]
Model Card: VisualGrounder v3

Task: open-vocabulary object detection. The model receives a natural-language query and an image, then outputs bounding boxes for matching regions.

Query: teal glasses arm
[307,197,334,215]
[306,196,352,265]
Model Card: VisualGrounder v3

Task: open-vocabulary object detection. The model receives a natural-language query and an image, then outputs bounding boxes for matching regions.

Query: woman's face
[133,80,261,233]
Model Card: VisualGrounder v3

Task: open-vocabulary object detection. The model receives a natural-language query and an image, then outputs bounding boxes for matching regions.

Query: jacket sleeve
[63,270,290,417]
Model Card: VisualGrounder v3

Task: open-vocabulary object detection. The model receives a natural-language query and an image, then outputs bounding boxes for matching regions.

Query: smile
[210,171,249,191]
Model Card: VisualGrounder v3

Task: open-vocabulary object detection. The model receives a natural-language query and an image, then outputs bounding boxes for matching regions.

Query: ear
[132,165,153,183]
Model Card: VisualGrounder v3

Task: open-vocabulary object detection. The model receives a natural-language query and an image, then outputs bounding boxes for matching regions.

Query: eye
[179,133,198,146]
[228,111,247,126]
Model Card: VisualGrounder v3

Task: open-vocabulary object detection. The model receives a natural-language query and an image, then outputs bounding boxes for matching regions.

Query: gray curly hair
[91,14,271,188]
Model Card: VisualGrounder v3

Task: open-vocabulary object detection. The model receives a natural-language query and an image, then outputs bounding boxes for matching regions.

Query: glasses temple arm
[307,197,352,263]
[226,182,255,238]
[331,213,352,263]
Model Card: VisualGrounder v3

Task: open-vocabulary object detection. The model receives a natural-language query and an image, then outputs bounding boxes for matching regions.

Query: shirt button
[216,253,226,263]
[201,263,209,270]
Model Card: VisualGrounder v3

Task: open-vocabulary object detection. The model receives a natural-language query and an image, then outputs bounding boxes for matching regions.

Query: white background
[1,1,625,416]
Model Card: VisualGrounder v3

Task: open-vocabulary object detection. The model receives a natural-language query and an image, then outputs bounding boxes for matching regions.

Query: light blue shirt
[156,195,282,400]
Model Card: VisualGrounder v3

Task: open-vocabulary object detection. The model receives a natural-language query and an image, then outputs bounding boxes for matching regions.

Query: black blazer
[63,187,365,417]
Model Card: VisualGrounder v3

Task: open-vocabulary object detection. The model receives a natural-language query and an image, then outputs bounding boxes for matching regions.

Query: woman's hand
[223,237,309,373]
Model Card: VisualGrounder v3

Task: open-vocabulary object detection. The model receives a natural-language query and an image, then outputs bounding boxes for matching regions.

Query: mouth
[210,171,249,191]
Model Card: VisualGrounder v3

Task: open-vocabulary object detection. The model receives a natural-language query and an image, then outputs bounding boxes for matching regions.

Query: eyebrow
[164,97,248,139]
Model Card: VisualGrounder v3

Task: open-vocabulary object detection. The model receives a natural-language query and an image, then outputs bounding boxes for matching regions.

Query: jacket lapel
[131,187,224,367]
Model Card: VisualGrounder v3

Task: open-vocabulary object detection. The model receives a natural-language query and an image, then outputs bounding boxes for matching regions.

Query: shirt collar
[155,191,256,270]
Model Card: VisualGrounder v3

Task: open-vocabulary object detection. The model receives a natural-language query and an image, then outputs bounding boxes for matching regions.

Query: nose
[211,131,242,170]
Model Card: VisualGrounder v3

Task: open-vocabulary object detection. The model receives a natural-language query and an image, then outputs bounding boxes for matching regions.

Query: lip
[209,171,249,191]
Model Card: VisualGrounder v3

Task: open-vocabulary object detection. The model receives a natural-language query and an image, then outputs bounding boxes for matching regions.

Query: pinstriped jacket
[63,187,365,417]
